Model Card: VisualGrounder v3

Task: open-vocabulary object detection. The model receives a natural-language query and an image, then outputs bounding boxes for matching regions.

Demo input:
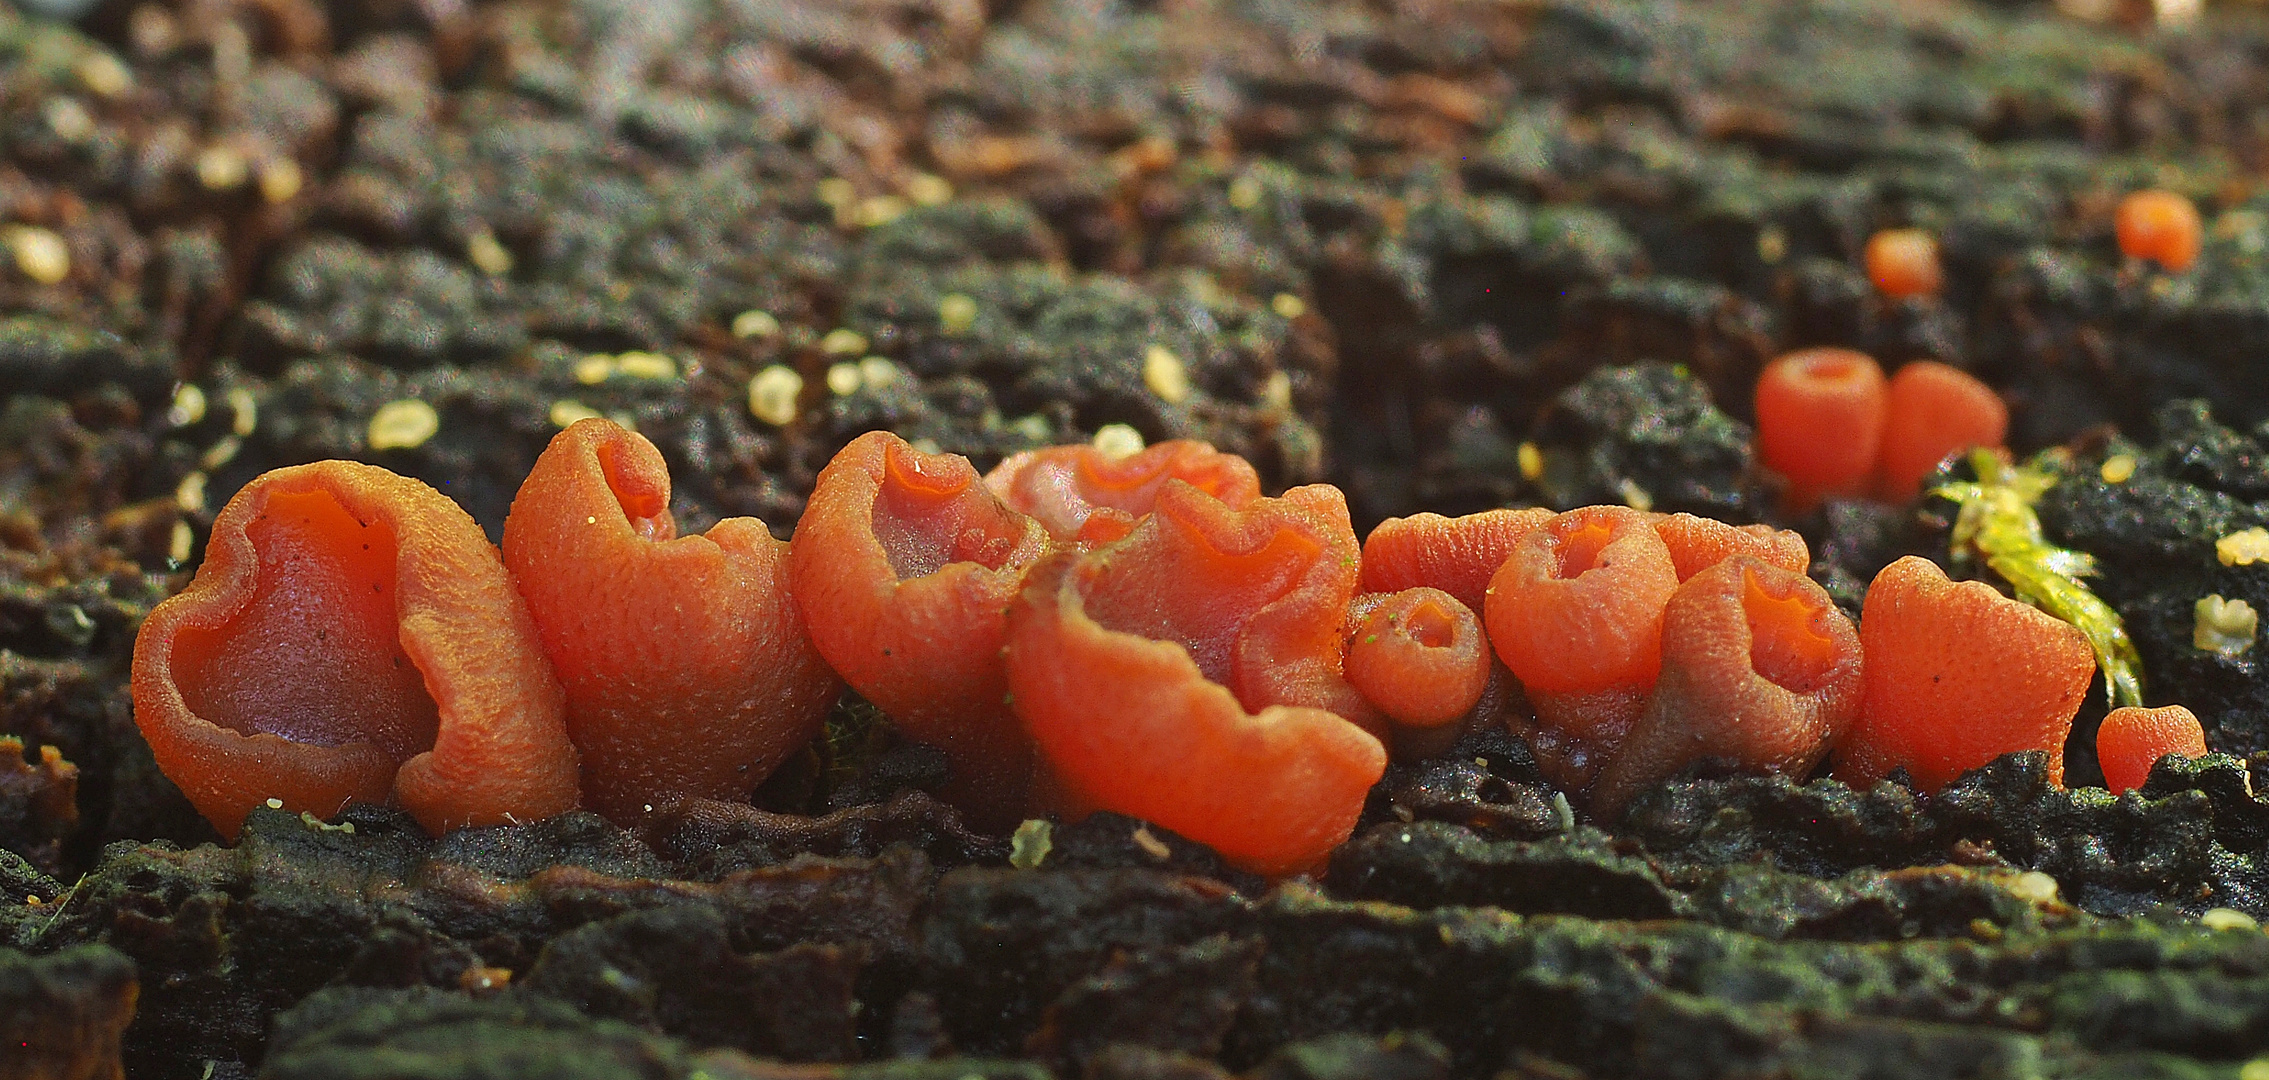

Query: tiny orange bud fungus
[1754,348,1888,512]
[2096,704,2208,796]
[1864,228,1942,299]
[2115,189,2203,273]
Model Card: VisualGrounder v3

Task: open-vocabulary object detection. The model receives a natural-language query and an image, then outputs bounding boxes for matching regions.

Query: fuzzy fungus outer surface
[131,461,579,838]
[502,418,839,827]
[984,438,1261,541]
[1592,556,1862,818]
[1834,556,2096,792]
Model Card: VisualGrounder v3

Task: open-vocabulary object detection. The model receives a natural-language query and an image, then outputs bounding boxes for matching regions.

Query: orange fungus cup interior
[1004,481,1385,877]
[132,461,578,838]
[788,431,1052,827]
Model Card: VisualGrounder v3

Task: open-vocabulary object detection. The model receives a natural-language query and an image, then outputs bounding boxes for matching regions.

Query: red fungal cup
[2115,189,2203,273]
[1755,348,1889,513]
[2097,704,2209,795]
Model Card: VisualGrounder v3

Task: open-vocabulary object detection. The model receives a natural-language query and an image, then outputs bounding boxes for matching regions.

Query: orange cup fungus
[1358,507,1556,613]
[1755,349,2009,509]
[1485,505,1680,791]
[131,462,579,838]
[2114,189,2203,273]
[1754,348,1888,512]
[788,431,1052,827]
[2096,704,2209,796]
[1591,556,1861,817]
[1874,361,2009,502]
[1004,481,1386,876]
[502,419,840,827]
[985,439,1261,541]
[1863,228,1943,299]
[1834,556,2096,792]
[1344,587,1492,730]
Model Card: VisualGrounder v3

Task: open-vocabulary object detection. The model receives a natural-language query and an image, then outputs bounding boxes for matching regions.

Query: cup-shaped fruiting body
[2097,704,2208,796]
[984,439,1261,541]
[1004,482,1386,875]
[1650,513,1810,582]
[502,419,840,827]
[1755,348,1888,512]
[1345,588,1492,730]
[1591,557,1862,818]
[1864,228,1942,299]
[1875,362,2008,502]
[1486,506,1680,791]
[1358,507,1555,613]
[2115,189,2203,273]
[1834,556,2096,792]
[789,431,1053,828]
[131,462,579,838]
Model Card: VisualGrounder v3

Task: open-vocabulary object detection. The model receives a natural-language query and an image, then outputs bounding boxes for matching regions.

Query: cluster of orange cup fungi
[1755,348,2009,512]
[133,416,2213,876]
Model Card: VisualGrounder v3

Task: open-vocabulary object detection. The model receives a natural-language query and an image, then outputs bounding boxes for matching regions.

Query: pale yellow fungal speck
[938,293,978,335]
[858,356,901,390]
[169,520,194,564]
[550,400,601,428]
[586,517,596,525]
[466,228,513,276]
[816,178,856,208]
[227,387,258,437]
[1092,423,1145,459]
[2195,594,2258,658]
[1008,414,1053,443]
[826,362,863,396]
[573,354,615,385]
[201,435,241,470]
[9,226,69,285]
[1131,825,1172,861]
[748,366,803,426]
[2218,527,2269,567]
[1009,818,1053,869]
[2100,454,2137,484]
[1228,174,1263,210]
[1142,344,1190,404]
[614,351,677,380]
[195,144,248,190]
[1270,292,1307,320]
[75,53,132,98]
[1617,478,1654,512]
[44,97,94,143]
[169,384,207,427]
[906,173,953,206]
[2203,907,2259,931]
[258,158,303,204]
[855,195,908,228]
[1756,225,1788,265]
[265,798,284,810]
[1518,442,1544,481]
[822,328,868,355]
[175,472,207,514]
[1262,371,1293,411]
[2006,871,2059,904]
[733,310,780,338]
[369,399,441,450]
[2241,1058,2269,1080]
